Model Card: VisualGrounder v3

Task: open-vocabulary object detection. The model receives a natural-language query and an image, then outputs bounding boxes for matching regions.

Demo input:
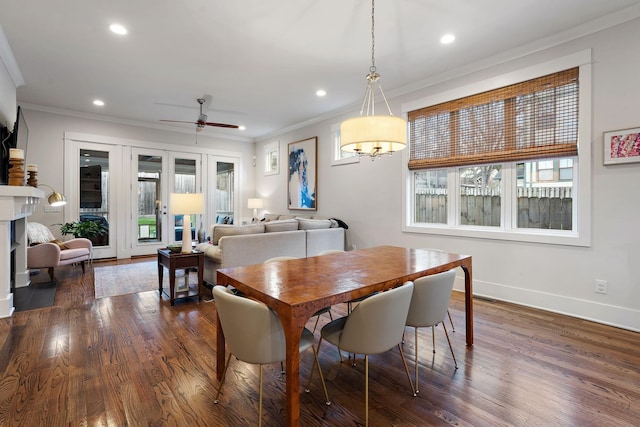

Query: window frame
[401,50,592,247]
[331,123,360,166]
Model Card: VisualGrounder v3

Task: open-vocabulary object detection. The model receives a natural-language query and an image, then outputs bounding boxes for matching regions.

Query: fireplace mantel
[0,186,43,317]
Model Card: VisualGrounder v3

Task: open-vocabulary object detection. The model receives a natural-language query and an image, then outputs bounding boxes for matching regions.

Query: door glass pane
[173,158,197,242]
[138,155,162,242]
[216,162,234,225]
[79,149,109,246]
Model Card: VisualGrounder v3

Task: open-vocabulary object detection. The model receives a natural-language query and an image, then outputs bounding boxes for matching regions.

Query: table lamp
[248,198,263,222]
[169,193,205,253]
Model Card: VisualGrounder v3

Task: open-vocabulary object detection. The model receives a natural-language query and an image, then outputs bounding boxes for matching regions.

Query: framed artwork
[288,136,317,210]
[604,127,640,165]
[264,141,279,175]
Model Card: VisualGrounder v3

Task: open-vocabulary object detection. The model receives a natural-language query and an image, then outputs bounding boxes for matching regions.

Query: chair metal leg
[364,355,369,427]
[306,338,331,405]
[305,343,331,405]
[312,315,321,334]
[432,325,436,353]
[441,322,458,369]
[414,327,420,394]
[214,353,233,404]
[258,365,263,427]
[447,309,455,332]
[397,343,416,397]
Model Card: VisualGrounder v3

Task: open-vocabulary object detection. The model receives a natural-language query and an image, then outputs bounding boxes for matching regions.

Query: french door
[129,147,169,256]
[64,141,120,259]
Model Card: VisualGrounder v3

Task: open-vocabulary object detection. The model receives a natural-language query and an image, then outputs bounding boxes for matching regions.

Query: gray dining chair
[309,282,416,426]
[264,256,333,333]
[212,285,330,426]
[405,269,458,394]
[420,248,457,331]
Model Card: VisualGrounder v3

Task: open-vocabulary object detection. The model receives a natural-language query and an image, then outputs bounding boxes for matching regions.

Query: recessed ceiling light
[238,126,246,131]
[109,24,127,35]
[316,89,327,97]
[93,99,105,106]
[440,34,455,44]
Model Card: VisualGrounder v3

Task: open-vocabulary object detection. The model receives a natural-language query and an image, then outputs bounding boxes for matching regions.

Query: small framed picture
[603,127,640,165]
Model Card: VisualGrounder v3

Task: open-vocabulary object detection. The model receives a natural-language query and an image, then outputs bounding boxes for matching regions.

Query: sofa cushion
[264,219,299,233]
[263,213,281,222]
[296,218,333,230]
[212,223,265,245]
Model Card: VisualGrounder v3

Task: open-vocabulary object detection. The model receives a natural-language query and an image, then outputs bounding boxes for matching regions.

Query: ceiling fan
[160,98,239,131]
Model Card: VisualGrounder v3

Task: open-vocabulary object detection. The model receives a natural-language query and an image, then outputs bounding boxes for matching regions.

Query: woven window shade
[409,68,579,170]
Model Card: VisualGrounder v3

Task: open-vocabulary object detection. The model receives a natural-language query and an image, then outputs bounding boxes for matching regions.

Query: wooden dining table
[215,245,473,427]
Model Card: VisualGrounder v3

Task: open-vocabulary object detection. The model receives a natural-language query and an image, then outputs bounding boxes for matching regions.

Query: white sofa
[196,217,346,285]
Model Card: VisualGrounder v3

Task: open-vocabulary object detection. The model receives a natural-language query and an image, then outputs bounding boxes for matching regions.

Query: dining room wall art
[603,127,640,165]
[287,136,317,210]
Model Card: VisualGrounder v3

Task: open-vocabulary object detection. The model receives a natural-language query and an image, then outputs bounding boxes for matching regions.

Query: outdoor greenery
[60,220,108,239]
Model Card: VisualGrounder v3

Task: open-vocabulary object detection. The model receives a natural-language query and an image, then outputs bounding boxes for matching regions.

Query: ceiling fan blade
[204,122,240,129]
[159,119,198,124]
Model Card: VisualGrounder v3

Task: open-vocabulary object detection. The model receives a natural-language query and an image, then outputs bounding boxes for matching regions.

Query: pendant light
[340,0,407,160]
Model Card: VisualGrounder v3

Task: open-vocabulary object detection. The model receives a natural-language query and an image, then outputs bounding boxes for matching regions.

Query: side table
[157,249,204,306]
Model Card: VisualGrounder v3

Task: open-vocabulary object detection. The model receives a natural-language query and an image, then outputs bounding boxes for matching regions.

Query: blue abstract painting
[288,137,317,210]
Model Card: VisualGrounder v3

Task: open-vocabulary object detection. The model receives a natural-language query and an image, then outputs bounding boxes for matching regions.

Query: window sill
[402,223,590,247]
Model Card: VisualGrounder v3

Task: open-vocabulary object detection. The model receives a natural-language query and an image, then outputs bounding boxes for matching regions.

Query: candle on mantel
[27,164,38,172]
[9,148,24,160]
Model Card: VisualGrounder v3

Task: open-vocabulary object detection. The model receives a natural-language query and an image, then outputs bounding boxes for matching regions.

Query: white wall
[21,109,256,237]
[256,18,640,331]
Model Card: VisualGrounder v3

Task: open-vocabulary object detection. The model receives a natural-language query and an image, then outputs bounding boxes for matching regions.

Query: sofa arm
[27,243,61,268]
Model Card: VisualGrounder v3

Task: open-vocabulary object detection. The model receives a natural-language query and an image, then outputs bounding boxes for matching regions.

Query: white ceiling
[2,0,640,141]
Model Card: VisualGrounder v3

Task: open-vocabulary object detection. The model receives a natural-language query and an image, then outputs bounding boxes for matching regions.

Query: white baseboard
[453,277,640,333]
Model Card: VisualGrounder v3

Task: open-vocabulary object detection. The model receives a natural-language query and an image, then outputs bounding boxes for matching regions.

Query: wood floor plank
[0,257,638,426]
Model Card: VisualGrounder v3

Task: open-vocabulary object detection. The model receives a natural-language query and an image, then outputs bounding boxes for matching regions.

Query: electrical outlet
[595,279,608,294]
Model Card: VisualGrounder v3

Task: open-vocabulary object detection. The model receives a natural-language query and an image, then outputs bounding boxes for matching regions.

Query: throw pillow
[264,219,299,233]
[263,213,281,222]
[50,239,69,250]
[27,222,56,245]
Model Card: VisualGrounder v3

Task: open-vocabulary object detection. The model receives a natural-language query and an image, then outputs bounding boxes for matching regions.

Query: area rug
[94,261,158,298]
[94,261,199,299]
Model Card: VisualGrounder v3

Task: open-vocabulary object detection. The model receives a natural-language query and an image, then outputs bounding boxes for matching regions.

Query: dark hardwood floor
[0,257,638,426]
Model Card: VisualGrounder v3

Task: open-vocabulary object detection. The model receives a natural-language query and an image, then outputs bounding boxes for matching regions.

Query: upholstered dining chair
[405,269,458,394]
[310,282,416,426]
[264,256,333,333]
[212,285,330,427]
[420,248,457,331]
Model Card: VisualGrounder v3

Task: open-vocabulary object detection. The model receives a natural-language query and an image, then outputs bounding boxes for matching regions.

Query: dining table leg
[280,311,306,427]
[461,259,473,346]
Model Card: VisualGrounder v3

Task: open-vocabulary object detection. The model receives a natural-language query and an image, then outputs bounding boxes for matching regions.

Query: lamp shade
[340,115,407,154]
[169,193,205,215]
[247,198,264,209]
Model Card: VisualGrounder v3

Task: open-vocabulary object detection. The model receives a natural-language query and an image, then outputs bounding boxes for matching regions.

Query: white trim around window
[401,50,592,247]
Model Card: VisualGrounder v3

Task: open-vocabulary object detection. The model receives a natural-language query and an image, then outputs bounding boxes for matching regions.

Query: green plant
[60,220,108,239]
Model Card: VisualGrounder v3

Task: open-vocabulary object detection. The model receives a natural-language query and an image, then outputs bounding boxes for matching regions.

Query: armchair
[27,222,92,281]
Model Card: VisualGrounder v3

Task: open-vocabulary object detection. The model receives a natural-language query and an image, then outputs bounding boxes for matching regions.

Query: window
[331,123,359,166]
[403,51,592,246]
